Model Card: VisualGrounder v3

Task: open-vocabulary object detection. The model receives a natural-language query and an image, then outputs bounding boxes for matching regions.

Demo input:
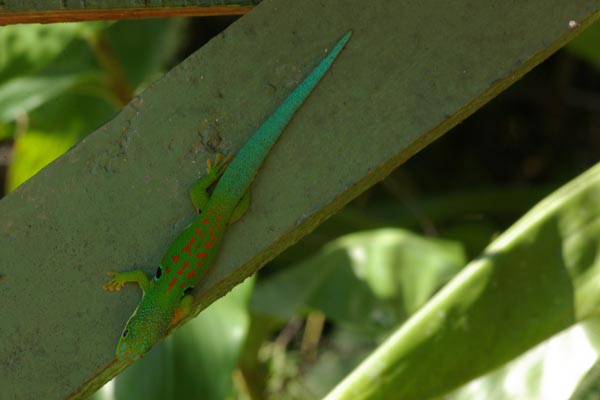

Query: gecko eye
[122,329,129,338]
[154,266,162,280]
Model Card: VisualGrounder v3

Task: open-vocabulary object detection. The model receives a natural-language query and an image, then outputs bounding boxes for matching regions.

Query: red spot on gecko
[167,277,177,291]
[195,228,204,238]
[165,267,171,274]
[179,282,187,289]
[172,255,180,263]
[196,252,207,259]
[178,261,191,275]
[187,270,196,279]
[182,237,197,255]
[204,232,217,249]
[197,262,203,267]
[202,219,209,224]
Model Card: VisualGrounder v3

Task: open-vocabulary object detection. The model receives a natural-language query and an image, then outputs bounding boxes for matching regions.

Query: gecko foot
[102,271,128,291]
[102,269,150,292]
[206,153,233,178]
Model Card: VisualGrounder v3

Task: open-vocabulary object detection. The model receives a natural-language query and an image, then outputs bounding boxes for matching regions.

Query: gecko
[102,31,352,360]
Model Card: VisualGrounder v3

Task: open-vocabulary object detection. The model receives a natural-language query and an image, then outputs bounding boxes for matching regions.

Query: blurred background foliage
[2,17,600,400]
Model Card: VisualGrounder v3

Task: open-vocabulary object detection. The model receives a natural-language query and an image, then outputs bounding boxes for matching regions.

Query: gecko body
[103,31,351,360]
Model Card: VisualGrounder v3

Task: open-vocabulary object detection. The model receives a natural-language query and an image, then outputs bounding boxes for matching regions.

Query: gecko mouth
[117,341,145,360]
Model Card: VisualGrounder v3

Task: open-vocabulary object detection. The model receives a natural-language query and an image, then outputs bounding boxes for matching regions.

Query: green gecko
[103,31,352,360]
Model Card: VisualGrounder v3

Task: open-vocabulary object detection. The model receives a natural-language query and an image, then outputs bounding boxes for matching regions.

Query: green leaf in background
[449,317,600,400]
[0,23,103,83]
[6,129,78,191]
[93,277,254,400]
[275,185,548,268]
[0,74,80,123]
[299,328,379,398]
[326,161,600,400]
[568,20,600,69]
[252,228,466,333]
[0,22,110,125]
[1,19,187,193]
[103,18,186,91]
[571,320,600,400]
[245,229,465,399]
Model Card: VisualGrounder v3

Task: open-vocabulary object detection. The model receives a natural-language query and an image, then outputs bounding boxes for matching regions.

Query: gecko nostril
[122,329,129,338]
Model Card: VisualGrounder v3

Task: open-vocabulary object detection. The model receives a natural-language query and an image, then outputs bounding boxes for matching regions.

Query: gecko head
[115,310,160,361]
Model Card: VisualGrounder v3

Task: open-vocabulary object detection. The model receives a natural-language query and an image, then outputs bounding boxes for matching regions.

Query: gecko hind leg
[228,189,251,225]
[167,294,193,332]
[189,153,233,213]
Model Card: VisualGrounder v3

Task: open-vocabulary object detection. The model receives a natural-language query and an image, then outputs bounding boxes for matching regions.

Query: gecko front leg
[103,270,151,293]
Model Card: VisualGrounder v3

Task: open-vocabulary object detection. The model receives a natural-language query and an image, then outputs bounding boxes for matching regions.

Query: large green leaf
[275,186,549,267]
[247,229,465,398]
[3,19,186,192]
[0,74,81,123]
[0,23,109,125]
[252,229,466,333]
[0,23,103,82]
[326,162,600,400]
[449,317,600,399]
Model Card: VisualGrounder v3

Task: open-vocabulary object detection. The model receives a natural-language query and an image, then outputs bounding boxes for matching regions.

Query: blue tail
[211,31,352,208]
